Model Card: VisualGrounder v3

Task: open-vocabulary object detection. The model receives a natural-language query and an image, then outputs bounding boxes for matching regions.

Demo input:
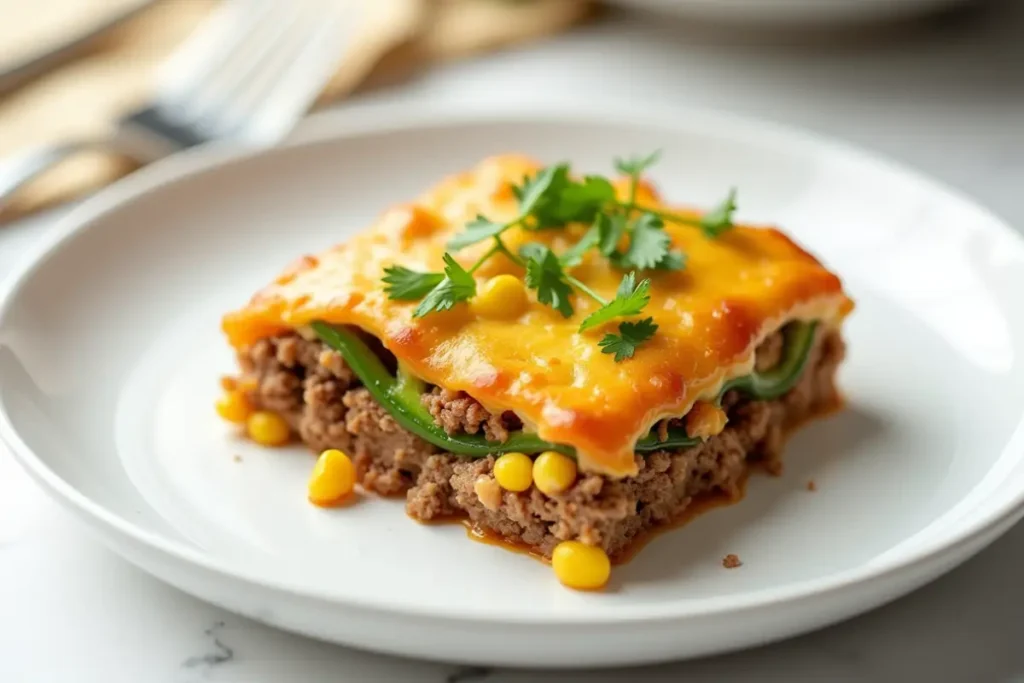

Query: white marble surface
[2,2,1023,680]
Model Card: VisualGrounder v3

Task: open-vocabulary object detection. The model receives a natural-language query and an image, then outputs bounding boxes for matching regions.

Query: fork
[0,0,348,209]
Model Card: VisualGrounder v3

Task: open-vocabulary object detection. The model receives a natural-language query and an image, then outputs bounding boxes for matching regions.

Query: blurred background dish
[607,0,975,27]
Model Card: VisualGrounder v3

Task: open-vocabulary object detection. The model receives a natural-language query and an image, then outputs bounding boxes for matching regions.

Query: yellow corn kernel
[215,390,252,424]
[685,401,729,441]
[532,451,577,497]
[246,411,290,446]
[493,452,533,492]
[471,274,528,320]
[552,541,611,590]
[308,449,357,507]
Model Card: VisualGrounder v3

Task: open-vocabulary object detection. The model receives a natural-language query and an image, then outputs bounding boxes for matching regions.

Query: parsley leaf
[598,317,659,362]
[614,151,661,178]
[654,250,687,271]
[512,164,572,229]
[447,215,506,251]
[579,272,651,332]
[412,253,476,317]
[699,188,738,238]
[521,243,574,318]
[597,212,627,256]
[558,175,616,223]
[382,265,444,300]
[559,219,603,267]
[615,213,671,270]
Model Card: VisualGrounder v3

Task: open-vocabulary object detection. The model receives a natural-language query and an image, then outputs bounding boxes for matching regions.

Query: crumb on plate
[807,479,817,491]
[723,553,742,569]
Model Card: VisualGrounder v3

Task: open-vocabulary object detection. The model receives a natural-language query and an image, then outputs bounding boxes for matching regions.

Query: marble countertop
[2,3,1023,681]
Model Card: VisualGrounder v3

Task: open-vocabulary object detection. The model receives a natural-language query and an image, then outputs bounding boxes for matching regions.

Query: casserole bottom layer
[236,327,845,560]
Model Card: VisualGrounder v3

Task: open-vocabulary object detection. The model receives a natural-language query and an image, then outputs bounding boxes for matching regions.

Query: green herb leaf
[559,219,602,268]
[654,250,687,271]
[413,253,476,317]
[598,317,659,362]
[512,164,570,224]
[447,215,506,251]
[558,175,616,223]
[521,243,574,318]
[382,265,445,300]
[699,188,738,238]
[579,272,651,332]
[597,212,627,256]
[614,151,661,178]
[615,213,672,270]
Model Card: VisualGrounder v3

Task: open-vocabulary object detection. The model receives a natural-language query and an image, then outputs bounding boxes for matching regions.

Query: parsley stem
[468,243,500,274]
[564,274,607,306]
[626,174,639,209]
[612,201,703,228]
[493,236,526,268]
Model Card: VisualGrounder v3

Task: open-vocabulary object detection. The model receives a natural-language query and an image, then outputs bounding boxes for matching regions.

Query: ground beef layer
[237,327,845,560]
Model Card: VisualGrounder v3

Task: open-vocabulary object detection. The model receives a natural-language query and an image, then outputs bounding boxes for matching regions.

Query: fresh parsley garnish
[383,153,738,360]
[579,272,651,332]
[511,164,573,229]
[557,175,616,224]
[598,317,659,362]
[699,188,738,238]
[521,243,575,318]
[559,218,603,268]
[597,212,627,256]
[382,265,444,300]
[615,151,661,179]
[613,213,676,271]
[447,215,506,251]
[412,254,476,318]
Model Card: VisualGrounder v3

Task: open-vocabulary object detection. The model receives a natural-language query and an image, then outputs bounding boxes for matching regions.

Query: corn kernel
[216,390,252,424]
[246,411,290,446]
[552,540,611,590]
[471,274,528,320]
[493,452,533,492]
[308,449,357,506]
[532,451,577,496]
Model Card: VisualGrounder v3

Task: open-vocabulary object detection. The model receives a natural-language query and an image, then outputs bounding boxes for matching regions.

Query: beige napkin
[0,0,596,222]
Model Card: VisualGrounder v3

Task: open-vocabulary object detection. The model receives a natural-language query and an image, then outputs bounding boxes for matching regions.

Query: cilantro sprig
[412,254,477,318]
[579,272,651,332]
[599,317,659,362]
[381,153,738,360]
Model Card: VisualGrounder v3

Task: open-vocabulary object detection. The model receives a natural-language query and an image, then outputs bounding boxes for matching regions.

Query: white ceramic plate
[609,0,972,27]
[2,104,1024,668]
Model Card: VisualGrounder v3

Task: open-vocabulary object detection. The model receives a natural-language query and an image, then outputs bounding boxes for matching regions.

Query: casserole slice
[220,153,853,589]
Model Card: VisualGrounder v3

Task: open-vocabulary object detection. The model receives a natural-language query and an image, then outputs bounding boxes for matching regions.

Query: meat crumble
[236,327,845,559]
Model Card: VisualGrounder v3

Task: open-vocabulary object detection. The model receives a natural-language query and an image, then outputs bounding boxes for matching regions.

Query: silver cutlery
[0,0,349,210]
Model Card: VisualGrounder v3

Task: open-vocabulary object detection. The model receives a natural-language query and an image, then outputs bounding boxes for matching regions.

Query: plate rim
[2,100,1024,626]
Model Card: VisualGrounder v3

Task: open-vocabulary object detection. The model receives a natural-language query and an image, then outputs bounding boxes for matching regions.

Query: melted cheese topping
[223,154,853,476]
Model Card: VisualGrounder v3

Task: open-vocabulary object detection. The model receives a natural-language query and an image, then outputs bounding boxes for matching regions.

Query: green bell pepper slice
[310,319,817,458]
